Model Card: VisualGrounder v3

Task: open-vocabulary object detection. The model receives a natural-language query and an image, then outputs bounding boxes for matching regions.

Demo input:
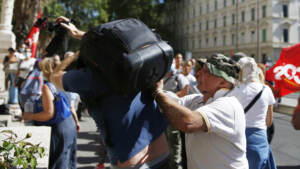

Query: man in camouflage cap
[152,54,248,169]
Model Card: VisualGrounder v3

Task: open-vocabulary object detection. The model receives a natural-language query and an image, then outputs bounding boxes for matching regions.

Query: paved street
[4,104,300,169]
[76,111,300,169]
[271,112,300,169]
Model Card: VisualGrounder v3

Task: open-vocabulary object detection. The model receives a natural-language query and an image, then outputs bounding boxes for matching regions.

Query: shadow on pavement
[277,166,300,169]
[77,131,109,168]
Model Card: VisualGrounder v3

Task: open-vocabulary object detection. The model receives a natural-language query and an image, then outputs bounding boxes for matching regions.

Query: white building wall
[164,0,300,63]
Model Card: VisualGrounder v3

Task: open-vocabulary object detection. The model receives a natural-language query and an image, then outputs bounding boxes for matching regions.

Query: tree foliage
[11,0,170,55]
[13,0,47,47]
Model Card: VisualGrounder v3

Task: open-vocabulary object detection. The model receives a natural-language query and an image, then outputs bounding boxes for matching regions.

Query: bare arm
[70,101,80,132]
[14,70,20,87]
[56,16,86,40]
[50,51,79,91]
[23,84,55,121]
[266,105,273,127]
[153,80,207,133]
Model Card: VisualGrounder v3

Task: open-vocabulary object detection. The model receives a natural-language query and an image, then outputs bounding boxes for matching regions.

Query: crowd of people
[1,15,300,169]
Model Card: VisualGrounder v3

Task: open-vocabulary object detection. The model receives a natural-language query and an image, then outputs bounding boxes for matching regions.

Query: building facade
[164,0,300,64]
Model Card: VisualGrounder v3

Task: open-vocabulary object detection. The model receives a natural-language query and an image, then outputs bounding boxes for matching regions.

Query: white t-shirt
[18,58,36,79]
[179,89,248,169]
[234,82,276,129]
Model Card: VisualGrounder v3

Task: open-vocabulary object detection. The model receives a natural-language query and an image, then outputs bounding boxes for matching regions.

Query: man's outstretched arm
[50,51,79,91]
[55,16,86,40]
[153,80,208,133]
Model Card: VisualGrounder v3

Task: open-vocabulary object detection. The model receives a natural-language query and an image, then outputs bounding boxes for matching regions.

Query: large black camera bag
[79,18,173,96]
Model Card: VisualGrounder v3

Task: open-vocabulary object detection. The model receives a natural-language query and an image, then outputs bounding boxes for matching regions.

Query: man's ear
[219,78,233,89]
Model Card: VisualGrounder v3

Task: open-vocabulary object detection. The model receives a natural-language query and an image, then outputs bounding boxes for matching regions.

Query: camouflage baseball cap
[197,53,240,84]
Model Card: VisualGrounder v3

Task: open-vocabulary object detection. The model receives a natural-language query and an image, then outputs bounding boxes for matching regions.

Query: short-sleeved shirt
[62,68,168,164]
[178,89,248,169]
[234,82,276,129]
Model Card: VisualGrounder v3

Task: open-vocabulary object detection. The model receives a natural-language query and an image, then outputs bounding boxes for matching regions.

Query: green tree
[107,0,164,30]
[42,0,110,53]
[13,0,47,47]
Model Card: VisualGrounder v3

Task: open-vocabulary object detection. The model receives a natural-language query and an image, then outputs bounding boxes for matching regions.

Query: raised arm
[55,16,86,40]
[50,51,80,91]
[153,80,207,133]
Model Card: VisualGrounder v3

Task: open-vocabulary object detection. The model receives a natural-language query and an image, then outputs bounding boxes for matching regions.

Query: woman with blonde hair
[23,57,77,169]
[236,57,277,169]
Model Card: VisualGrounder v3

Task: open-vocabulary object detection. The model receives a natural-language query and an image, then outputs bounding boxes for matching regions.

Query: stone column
[0,0,15,102]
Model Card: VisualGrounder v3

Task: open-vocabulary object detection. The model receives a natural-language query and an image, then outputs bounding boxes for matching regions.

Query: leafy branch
[0,130,46,169]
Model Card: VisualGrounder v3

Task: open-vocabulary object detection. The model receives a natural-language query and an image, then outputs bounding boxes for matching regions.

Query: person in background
[53,54,61,68]
[163,60,197,169]
[168,53,183,77]
[236,57,277,169]
[6,48,19,104]
[16,42,27,60]
[23,57,77,169]
[257,63,279,144]
[291,96,300,130]
[15,47,36,91]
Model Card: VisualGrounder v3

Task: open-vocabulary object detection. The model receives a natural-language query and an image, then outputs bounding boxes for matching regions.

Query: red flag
[25,12,41,58]
[266,43,300,97]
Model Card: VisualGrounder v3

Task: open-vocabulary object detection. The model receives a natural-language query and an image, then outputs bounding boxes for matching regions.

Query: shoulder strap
[244,86,265,114]
[45,82,58,96]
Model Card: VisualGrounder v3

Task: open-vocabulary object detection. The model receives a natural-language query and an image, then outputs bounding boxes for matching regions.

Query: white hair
[238,57,260,84]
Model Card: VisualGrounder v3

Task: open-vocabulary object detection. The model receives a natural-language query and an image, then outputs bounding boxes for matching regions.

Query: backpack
[19,68,43,108]
[79,18,174,96]
[34,82,72,126]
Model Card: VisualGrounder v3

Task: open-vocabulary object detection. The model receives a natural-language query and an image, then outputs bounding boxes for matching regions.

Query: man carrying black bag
[50,16,172,169]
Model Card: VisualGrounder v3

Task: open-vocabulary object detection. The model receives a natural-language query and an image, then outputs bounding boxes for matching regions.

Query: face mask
[19,48,25,53]
[25,52,31,58]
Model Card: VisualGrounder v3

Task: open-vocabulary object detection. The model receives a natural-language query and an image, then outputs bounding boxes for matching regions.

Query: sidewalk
[8,106,109,169]
[76,112,109,169]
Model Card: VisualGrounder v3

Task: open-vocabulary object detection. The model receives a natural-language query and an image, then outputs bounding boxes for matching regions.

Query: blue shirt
[62,68,168,164]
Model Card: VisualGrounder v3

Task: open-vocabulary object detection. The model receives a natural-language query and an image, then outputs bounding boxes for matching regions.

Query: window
[206,38,209,47]
[283,28,289,42]
[214,18,217,29]
[251,31,255,43]
[241,32,245,44]
[199,22,202,31]
[232,0,235,5]
[232,13,235,25]
[200,5,202,15]
[232,34,235,45]
[192,40,195,49]
[214,37,217,47]
[251,8,255,21]
[262,5,267,18]
[223,35,226,46]
[206,20,209,30]
[262,29,267,42]
[224,0,227,7]
[207,3,209,13]
[215,0,218,10]
[262,54,267,64]
[283,4,288,18]
[241,11,245,22]
[223,16,227,26]
[199,39,201,48]
[193,24,196,32]
[193,8,196,17]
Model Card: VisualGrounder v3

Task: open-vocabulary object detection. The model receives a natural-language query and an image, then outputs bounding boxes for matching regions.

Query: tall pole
[256,0,260,62]
[236,0,239,51]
